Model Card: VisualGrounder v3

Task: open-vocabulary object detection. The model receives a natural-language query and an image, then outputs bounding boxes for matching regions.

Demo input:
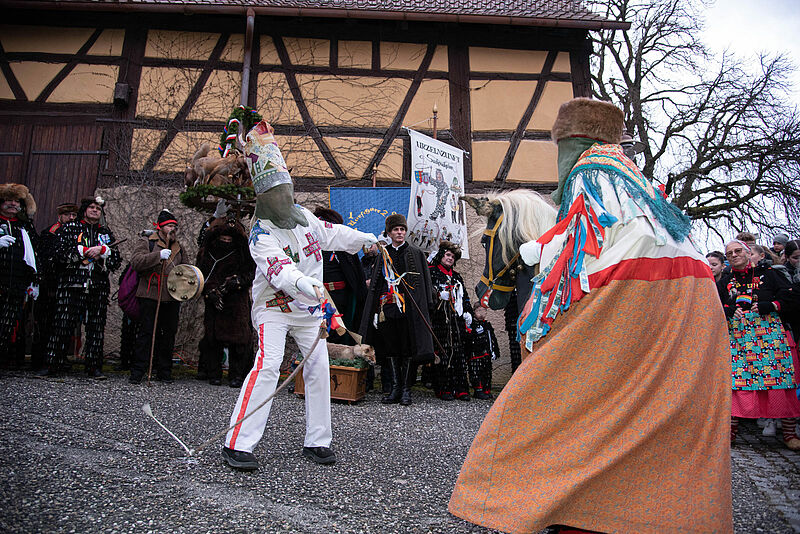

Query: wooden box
[294,365,368,403]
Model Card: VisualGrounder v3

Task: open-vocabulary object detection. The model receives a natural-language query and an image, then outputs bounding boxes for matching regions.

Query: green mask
[550,137,596,206]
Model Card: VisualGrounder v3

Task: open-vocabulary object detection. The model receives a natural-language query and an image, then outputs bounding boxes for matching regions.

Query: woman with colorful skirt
[718,239,800,450]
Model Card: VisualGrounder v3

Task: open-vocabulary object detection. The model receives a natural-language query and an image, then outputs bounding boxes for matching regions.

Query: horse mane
[487,189,557,263]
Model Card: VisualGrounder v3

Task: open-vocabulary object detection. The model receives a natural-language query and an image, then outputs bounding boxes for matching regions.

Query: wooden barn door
[0,121,106,230]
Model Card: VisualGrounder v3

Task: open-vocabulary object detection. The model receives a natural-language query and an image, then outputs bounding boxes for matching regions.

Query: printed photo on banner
[407,129,469,259]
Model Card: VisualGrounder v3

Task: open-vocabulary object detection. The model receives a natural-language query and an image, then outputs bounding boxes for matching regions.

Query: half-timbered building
[1,0,626,228]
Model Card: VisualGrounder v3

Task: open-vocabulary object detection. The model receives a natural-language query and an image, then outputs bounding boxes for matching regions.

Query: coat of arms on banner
[406,129,469,259]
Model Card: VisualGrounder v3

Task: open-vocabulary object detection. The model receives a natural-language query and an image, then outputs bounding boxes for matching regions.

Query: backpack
[118,240,155,320]
[118,263,140,320]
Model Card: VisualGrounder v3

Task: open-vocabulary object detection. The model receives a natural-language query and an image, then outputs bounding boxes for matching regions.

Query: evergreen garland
[218,105,262,156]
[179,184,255,213]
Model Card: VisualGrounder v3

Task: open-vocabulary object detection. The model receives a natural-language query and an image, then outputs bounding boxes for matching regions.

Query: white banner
[406,129,469,259]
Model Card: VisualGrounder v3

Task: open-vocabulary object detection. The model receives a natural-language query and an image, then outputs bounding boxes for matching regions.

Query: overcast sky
[703,0,800,103]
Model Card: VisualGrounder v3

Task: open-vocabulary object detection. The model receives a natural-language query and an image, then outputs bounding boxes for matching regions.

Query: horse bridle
[480,213,520,297]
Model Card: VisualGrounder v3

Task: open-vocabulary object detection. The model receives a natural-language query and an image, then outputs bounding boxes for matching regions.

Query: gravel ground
[0,371,797,533]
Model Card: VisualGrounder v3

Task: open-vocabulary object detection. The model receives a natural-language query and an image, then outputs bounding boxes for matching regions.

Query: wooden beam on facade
[273,34,345,180]
[142,33,230,173]
[36,29,104,102]
[569,34,592,98]
[0,42,28,101]
[448,44,472,182]
[361,43,435,180]
[495,50,557,184]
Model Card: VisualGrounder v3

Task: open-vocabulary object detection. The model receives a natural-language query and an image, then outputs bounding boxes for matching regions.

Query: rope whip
[142,287,329,456]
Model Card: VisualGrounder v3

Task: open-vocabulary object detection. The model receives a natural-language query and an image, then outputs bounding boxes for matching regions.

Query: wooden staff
[146,259,167,386]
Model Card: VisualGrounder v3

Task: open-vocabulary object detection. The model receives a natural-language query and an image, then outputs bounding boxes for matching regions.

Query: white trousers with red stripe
[225,320,331,453]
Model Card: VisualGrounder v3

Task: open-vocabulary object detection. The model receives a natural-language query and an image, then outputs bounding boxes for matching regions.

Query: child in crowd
[466,306,499,400]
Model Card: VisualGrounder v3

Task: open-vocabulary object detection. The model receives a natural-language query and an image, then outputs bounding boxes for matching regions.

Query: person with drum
[129,209,186,384]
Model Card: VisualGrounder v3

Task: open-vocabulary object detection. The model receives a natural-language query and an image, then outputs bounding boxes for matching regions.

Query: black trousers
[119,313,140,370]
[131,298,180,380]
[198,335,253,383]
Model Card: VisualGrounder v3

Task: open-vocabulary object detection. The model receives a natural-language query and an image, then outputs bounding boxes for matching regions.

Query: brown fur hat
[551,98,624,144]
[385,213,407,234]
[0,183,37,219]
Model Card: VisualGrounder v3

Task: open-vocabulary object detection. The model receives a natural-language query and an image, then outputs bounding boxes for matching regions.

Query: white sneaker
[762,419,777,436]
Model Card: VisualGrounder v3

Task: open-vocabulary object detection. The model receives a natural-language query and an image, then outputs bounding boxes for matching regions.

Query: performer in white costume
[222,121,377,470]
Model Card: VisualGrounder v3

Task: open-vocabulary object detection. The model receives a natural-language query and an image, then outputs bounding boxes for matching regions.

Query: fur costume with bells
[197,216,256,386]
[428,241,473,400]
[0,183,38,366]
[44,196,121,376]
[223,121,377,468]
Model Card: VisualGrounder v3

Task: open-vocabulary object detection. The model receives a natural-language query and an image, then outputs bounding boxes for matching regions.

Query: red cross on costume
[303,232,322,261]
[266,291,293,312]
[266,256,292,279]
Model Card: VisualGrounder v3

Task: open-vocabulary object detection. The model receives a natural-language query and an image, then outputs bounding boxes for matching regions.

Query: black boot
[400,358,413,406]
[381,358,401,404]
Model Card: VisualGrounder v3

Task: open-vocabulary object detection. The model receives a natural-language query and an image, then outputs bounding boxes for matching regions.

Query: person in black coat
[359,213,434,406]
[313,207,367,345]
[197,215,256,387]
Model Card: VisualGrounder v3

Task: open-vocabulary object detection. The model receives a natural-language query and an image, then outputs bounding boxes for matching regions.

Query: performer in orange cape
[449,98,732,533]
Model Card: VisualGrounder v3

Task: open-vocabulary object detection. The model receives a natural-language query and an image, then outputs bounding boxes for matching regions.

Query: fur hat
[57,202,79,215]
[385,213,407,234]
[432,240,462,266]
[313,206,344,225]
[551,98,624,144]
[78,196,105,219]
[0,183,37,220]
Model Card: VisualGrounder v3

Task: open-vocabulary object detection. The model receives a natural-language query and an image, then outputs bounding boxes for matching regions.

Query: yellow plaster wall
[155,131,217,172]
[8,62,65,101]
[381,42,425,71]
[280,135,333,178]
[260,36,280,65]
[528,81,574,131]
[326,137,380,178]
[339,41,372,69]
[0,75,13,100]
[470,47,546,74]
[470,80,538,131]
[380,42,448,72]
[145,30,220,60]
[129,129,161,170]
[297,75,410,128]
[88,29,125,56]
[137,67,201,118]
[220,34,245,63]
[187,70,242,122]
[0,26,93,54]
[507,140,558,182]
[377,139,404,181]
[256,72,302,124]
[405,79,450,130]
[284,38,329,66]
[48,64,118,103]
[553,51,571,72]
[471,141,508,182]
